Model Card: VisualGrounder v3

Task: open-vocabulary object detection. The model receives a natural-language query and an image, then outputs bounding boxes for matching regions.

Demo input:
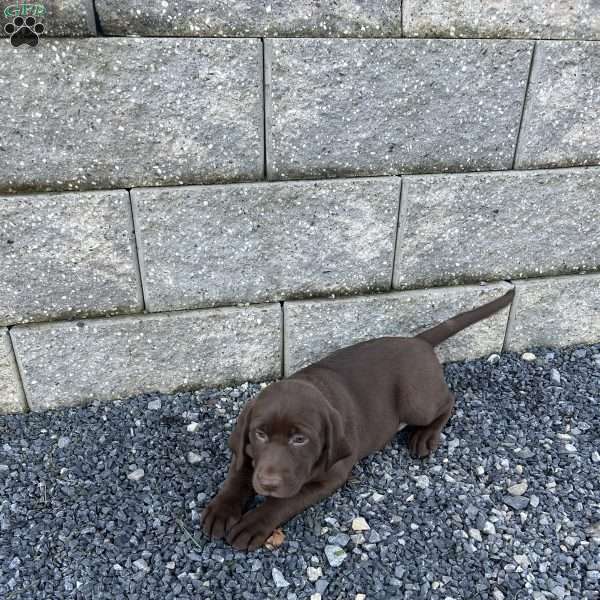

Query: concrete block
[505,275,600,351]
[10,304,282,411]
[96,0,402,37]
[265,0,403,37]
[0,0,94,37]
[0,38,263,193]
[0,328,26,414]
[284,282,513,375]
[132,178,400,311]
[268,39,533,180]
[0,190,142,326]
[516,42,600,169]
[394,167,600,290]
[403,0,600,40]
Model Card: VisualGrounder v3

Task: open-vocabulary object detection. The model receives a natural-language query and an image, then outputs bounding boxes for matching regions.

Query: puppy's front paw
[202,495,242,540]
[225,508,277,551]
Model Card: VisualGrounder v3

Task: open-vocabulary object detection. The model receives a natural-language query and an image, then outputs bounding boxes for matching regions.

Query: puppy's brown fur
[202,289,515,550]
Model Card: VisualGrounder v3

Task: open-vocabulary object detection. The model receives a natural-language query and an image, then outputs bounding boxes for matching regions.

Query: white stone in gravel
[325,545,348,567]
[310,594,321,600]
[133,558,150,572]
[550,368,561,384]
[352,517,370,531]
[564,535,578,547]
[355,595,366,600]
[487,353,500,364]
[476,465,485,476]
[415,475,430,489]
[187,422,200,433]
[113,564,123,571]
[530,495,540,508]
[592,451,600,463]
[564,444,577,452]
[166,562,175,569]
[483,521,496,535]
[250,559,262,571]
[448,438,460,453]
[514,554,530,568]
[521,352,536,361]
[307,566,322,582]
[492,589,505,600]
[127,468,145,481]
[328,533,350,546]
[272,567,289,588]
[371,492,385,502]
[369,530,382,543]
[468,528,482,542]
[508,481,528,496]
[57,436,70,448]
[187,451,202,464]
[148,399,161,410]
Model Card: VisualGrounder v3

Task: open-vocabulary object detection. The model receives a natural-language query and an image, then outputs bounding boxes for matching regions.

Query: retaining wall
[0,1,599,413]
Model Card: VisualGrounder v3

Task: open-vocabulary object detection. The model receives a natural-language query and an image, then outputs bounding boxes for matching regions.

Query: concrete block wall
[0,1,599,413]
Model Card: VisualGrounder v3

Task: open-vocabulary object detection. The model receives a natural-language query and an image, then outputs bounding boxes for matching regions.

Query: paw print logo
[4,15,44,47]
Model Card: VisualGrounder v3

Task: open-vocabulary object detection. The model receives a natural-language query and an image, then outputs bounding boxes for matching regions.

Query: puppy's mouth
[254,486,289,498]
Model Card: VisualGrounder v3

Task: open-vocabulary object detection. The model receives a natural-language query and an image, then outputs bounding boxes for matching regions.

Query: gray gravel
[1,344,599,599]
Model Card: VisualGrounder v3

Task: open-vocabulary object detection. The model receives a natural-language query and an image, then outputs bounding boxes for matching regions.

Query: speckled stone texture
[403,0,600,39]
[268,39,533,180]
[132,178,399,312]
[284,282,513,375]
[96,0,402,37]
[0,328,25,414]
[516,42,600,169]
[393,167,600,290]
[0,0,94,37]
[10,305,281,411]
[506,275,600,351]
[0,38,263,193]
[0,190,142,326]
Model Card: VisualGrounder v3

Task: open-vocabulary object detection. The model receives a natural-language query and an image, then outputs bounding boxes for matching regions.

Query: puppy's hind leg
[408,392,455,458]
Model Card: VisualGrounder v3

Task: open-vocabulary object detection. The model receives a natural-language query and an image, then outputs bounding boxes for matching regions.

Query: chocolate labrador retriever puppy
[203,288,514,550]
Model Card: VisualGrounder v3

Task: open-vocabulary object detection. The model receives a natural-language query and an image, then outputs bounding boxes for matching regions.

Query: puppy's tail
[416,288,515,347]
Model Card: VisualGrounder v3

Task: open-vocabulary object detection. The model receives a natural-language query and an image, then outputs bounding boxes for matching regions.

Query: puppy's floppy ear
[228,397,256,471]
[324,403,352,471]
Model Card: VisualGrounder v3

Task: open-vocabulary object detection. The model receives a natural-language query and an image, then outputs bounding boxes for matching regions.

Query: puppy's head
[228,380,351,498]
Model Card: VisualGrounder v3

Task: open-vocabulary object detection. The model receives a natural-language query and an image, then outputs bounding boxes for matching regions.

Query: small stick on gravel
[176,518,204,552]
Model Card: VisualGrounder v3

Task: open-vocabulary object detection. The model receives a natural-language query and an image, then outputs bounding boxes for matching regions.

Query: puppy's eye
[290,434,308,446]
[255,430,268,443]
